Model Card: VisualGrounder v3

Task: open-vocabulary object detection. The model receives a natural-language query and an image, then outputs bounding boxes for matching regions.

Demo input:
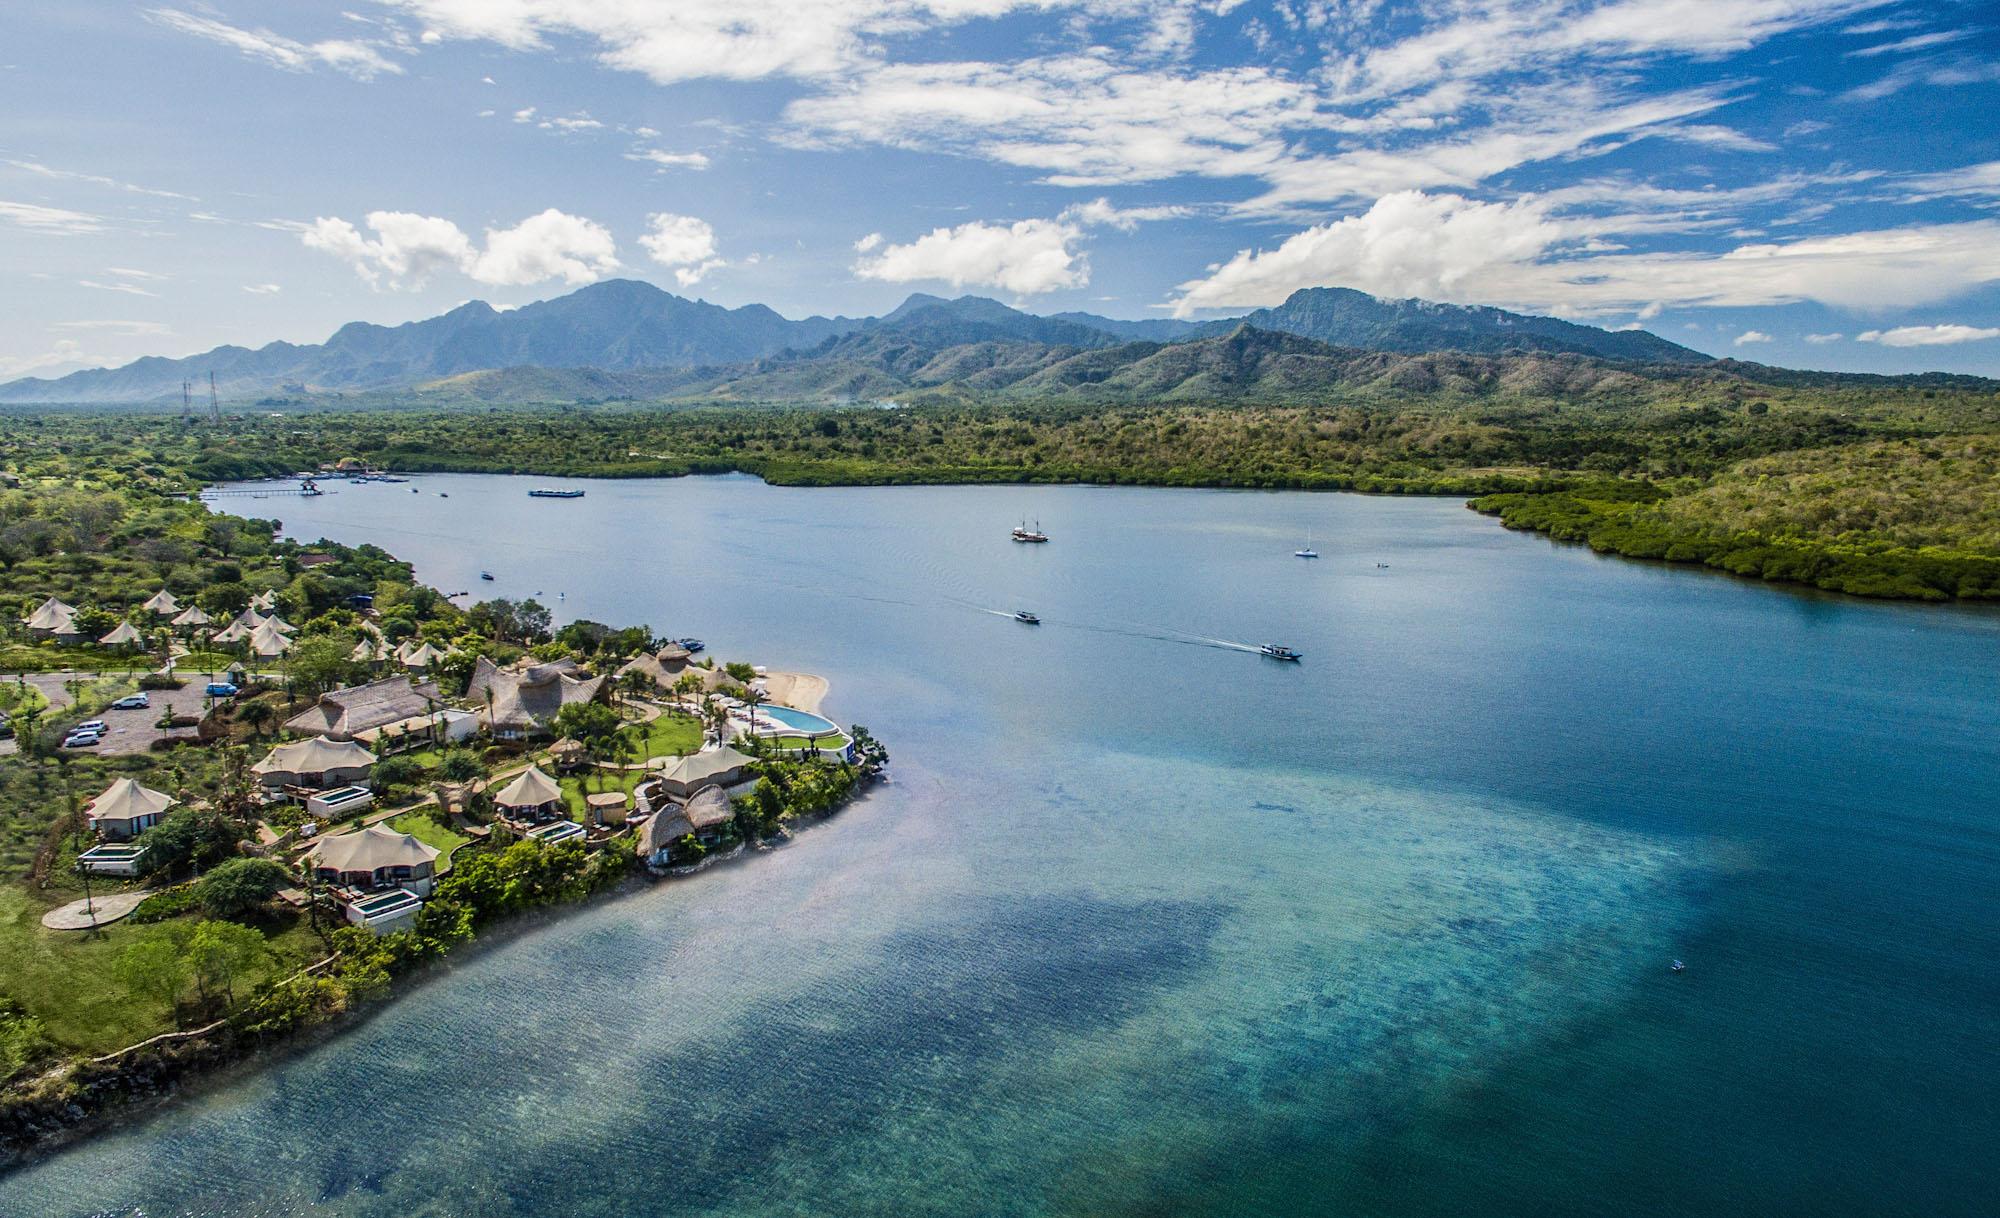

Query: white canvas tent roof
[494,765,562,808]
[653,746,755,789]
[252,736,376,777]
[171,605,213,627]
[22,597,76,631]
[249,619,294,657]
[142,589,180,615]
[97,621,144,646]
[310,825,438,872]
[249,590,278,611]
[87,778,176,823]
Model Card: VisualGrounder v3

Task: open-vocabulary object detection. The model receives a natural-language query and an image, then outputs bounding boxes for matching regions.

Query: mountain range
[0,280,1718,405]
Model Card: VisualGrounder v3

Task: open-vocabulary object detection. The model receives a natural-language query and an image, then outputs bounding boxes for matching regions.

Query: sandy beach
[760,671,828,714]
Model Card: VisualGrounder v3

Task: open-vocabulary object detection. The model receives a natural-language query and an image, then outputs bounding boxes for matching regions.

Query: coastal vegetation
[0,423,888,1161]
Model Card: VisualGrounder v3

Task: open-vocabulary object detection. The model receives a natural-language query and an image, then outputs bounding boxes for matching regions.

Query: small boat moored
[1259,644,1303,662]
[1014,611,1041,624]
[480,571,495,581]
[1671,959,1686,973]
[528,488,586,499]
[676,637,705,653]
[1295,546,1319,559]
[1011,520,1049,543]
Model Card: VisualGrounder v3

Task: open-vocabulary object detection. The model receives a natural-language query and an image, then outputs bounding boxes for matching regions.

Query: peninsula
[0,436,886,1164]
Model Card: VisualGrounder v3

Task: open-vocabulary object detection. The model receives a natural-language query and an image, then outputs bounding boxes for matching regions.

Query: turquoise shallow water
[5,474,1995,1216]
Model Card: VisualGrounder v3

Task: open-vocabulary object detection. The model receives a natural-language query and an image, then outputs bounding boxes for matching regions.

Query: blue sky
[3,1,1999,380]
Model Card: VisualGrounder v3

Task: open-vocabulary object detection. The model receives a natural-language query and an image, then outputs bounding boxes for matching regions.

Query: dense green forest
[4,382,1998,600]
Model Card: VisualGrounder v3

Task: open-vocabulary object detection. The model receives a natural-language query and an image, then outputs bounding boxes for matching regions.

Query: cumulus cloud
[301,208,617,288]
[147,8,403,80]
[1168,191,2000,318]
[851,197,1177,295]
[1856,324,2000,347]
[639,213,725,287]
[855,216,1092,295]
[1733,330,1772,345]
[1169,191,1564,315]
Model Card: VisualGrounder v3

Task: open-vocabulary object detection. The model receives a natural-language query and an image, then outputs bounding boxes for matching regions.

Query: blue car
[205,681,239,697]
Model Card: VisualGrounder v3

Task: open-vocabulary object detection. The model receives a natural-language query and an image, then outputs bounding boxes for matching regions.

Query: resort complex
[0,510,886,1158]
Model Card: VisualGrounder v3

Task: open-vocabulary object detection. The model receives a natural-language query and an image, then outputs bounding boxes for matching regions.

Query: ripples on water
[9,475,1994,1217]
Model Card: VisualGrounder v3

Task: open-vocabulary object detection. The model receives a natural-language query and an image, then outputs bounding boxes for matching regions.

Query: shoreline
[0,764,883,1175]
[223,467,1997,605]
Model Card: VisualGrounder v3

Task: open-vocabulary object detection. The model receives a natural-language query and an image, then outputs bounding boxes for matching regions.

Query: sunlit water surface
[5,474,1995,1217]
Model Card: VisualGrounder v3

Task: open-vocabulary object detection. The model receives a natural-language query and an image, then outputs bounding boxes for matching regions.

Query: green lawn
[0,683,48,717]
[173,651,242,675]
[557,767,649,821]
[772,732,849,753]
[0,884,323,1056]
[387,810,471,868]
[0,644,155,675]
[617,712,702,762]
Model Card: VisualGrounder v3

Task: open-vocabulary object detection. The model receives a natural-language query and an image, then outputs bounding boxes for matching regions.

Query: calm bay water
[6,474,1996,1216]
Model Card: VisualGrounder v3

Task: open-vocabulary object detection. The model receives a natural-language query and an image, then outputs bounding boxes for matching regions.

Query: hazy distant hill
[1232,287,1711,363]
[0,278,1729,406]
[0,280,864,404]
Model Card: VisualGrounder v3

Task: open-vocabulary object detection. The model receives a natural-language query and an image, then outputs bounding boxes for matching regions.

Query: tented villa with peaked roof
[142,589,180,616]
[171,605,213,629]
[285,675,442,740]
[252,736,376,791]
[211,608,264,645]
[652,745,755,797]
[86,778,176,841]
[248,619,294,657]
[493,764,564,823]
[98,620,144,648]
[308,825,440,897]
[22,596,78,640]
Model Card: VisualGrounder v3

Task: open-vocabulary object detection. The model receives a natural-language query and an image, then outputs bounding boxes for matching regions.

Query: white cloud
[1804,332,1843,343]
[626,149,712,171]
[243,283,283,294]
[1169,191,1564,315]
[0,339,92,379]
[384,0,1138,83]
[1855,324,2000,347]
[472,209,621,285]
[147,8,403,80]
[78,279,159,298]
[1733,329,1772,345]
[0,200,104,234]
[302,211,475,288]
[1901,160,2000,202]
[300,208,617,288]
[1169,191,2000,318]
[1846,30,1972,58]
[639,213,724,287]
[1,158,195,201]
[855,216,1092,295]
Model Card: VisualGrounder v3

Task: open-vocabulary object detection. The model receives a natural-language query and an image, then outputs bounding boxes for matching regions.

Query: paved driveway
[0,671,209,757]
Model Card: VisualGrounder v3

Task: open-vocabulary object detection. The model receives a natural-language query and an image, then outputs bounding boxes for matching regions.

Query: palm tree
[740,686,767,741]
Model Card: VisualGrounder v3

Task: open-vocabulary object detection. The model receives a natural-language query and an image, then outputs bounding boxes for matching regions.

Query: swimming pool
[756,704,840,735]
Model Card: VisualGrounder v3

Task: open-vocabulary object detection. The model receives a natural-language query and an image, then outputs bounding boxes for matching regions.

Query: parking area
[0,672,211,757]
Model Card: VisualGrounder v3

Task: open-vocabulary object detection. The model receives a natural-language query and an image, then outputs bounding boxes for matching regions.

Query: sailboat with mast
[1295,534,1318,558]
[1011,519,1050,543]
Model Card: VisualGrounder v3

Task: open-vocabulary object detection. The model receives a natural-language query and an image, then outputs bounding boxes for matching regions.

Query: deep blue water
[4,474,1995,1217]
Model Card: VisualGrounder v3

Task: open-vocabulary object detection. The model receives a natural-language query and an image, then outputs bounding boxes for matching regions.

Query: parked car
[110,693,150,710]
[74,719,108,734]
[204,681,239,697]
[62,730,102,748]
